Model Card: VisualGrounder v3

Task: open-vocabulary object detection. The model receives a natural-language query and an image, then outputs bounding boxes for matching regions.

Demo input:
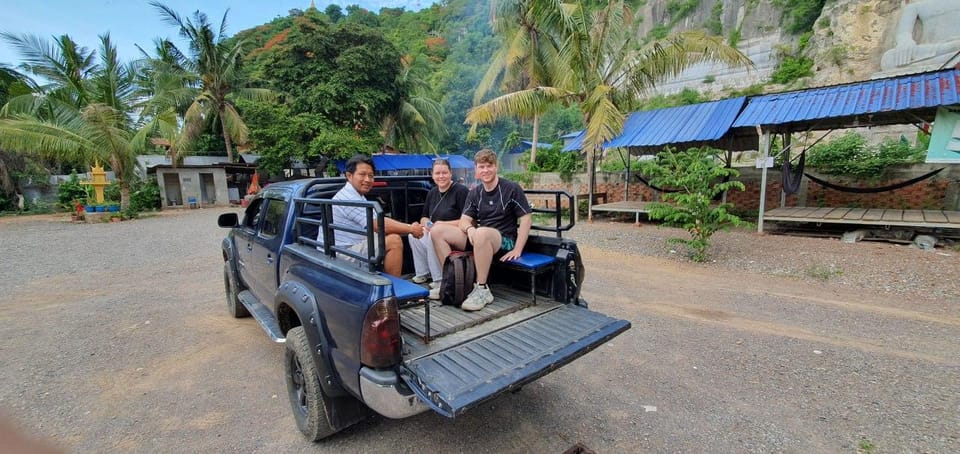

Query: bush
[129,177,162,213]
[639,147,746,262]
[806,132,927,178]
[57,171,89,210]
[527,144,581,180]
[771,55,813,84]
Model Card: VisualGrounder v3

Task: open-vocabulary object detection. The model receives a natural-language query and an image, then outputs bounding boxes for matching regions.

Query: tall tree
[151,2,275,162]
[381,54,446,153]
[466,1,752,191]
[0,34,140,208]
[475,0,567,163]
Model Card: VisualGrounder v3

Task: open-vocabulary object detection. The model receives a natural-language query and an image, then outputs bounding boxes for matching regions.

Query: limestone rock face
[637,0,960,95]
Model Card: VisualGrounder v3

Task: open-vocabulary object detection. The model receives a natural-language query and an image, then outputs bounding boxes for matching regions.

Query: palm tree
[151,2,275,163]
[474,0,568,163]
[0,34,140,208]
[466,0,752,193]
[380,55,446,154]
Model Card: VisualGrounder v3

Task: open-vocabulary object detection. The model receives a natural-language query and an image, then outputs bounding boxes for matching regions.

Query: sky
[1,0,428,69]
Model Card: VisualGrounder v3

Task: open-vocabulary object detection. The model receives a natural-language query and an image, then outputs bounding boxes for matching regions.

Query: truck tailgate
[400,304,630,417]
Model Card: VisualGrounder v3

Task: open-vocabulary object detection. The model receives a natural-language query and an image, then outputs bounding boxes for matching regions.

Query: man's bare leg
[471,227,501,285]
[384,234,404,276]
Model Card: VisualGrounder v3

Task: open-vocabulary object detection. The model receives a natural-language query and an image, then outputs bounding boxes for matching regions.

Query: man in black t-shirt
[431,149,532,311]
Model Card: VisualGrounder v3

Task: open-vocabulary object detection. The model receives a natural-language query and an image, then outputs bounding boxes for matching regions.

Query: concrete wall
[526,163,960,215]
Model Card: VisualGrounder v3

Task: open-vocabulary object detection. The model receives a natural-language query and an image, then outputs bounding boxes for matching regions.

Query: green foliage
[600,149,647,172]
[826,45,848,67]
[728,27,741,48]
[128,177,162,213]
[666,0,699,19]
[501,170,533,186]
[648,24,670,42]
[104,181,121,203]
[771,55,813,84]
[639,147,746,262]
[527,144,582,179]
[770,32,815,84]
[772,0,826,34]
[805,132,927,178]
[56,171,89,209]
[804,263,843,281]
[707,2,724,36]
[636,88,707,111]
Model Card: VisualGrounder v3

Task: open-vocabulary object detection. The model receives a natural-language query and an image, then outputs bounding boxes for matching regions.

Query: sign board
[755,157,774,168]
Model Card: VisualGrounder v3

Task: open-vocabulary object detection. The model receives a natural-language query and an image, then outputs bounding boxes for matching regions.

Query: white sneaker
[429,281,441,289]
[412,274,430,284]
[461,285,494,311]
[429,286,441,300]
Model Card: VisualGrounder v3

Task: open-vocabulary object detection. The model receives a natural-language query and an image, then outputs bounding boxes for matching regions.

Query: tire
[284,326,339,441]
[224,262,249,318]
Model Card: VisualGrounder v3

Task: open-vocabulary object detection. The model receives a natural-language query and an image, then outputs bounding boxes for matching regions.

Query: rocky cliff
[638,0,960,96]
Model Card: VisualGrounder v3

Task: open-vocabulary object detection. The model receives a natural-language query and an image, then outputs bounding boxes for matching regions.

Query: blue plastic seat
[381,273,429,301]
[498,252,557,304]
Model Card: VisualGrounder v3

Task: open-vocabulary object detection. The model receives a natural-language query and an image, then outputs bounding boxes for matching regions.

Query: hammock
[804,168,944,194]
[633,173,682,193]
[782,152,805,195]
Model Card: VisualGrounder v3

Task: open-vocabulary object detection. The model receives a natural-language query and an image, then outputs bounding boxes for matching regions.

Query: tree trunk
[530,114,540,166]
[120,183,131,211]
[221,113,234,163]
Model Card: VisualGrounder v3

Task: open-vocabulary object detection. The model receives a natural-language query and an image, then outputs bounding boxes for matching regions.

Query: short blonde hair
[474,149,497,166]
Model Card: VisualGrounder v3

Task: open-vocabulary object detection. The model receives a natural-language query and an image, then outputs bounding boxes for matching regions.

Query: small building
[139,155,258,208]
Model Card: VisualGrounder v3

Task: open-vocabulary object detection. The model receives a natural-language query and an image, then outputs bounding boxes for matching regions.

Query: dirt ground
[0,209,957,453]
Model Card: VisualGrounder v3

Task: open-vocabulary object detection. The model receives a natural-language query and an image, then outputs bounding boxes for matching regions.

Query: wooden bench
[573,192,607,222]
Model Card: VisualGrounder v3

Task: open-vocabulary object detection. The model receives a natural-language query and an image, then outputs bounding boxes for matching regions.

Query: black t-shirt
[463,178,531,240]
[423,182,469,223]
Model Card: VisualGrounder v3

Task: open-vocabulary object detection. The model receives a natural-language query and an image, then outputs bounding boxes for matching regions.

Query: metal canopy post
[757,126,770,233]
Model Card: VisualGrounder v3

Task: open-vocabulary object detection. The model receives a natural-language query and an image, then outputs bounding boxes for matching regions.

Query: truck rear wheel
[224,263,249,318]
[285,326,338,441]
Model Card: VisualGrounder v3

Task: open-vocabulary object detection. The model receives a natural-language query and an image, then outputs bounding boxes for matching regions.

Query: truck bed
[400,284,564,359]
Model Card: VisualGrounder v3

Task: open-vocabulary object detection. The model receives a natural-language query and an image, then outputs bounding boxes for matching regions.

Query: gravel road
[0,209,957,453]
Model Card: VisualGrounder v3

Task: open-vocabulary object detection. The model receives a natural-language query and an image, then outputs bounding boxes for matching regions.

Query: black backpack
[441,251,476,307]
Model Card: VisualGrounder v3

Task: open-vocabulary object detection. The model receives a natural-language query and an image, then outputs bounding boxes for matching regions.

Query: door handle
[266,254,274,264]
[246,244,253,252]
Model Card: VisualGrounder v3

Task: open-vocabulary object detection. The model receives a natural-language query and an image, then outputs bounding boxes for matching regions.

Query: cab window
[242,198,265,230]
[260,199,288,239]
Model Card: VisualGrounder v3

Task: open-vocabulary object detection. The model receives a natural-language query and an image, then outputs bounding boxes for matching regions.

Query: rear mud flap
[400,304,630,418]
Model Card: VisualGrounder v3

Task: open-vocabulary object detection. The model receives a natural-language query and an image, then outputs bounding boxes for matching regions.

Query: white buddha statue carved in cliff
[879,0,960,74]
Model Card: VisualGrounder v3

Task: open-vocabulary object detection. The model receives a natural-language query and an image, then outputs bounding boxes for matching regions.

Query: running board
[238,290,286,343]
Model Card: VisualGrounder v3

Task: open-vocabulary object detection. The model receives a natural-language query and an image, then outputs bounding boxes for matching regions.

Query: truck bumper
[359,367,430,419]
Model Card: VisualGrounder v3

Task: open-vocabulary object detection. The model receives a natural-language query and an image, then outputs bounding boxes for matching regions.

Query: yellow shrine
[81,162,110,204]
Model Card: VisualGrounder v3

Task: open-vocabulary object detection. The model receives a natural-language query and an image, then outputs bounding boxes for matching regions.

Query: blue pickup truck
[217,175,630,441]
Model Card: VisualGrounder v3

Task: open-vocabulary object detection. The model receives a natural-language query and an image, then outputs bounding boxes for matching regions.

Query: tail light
[360,298,401,368]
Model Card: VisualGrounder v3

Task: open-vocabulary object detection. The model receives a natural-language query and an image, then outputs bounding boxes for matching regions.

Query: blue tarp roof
[507,140,555,154]
[606,97,747,148]
[562,131,585,152]
[733,68,960,128]
[335,154,474,172]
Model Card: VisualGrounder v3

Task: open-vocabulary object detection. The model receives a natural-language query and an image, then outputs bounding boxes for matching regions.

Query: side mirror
[218,212,239,228]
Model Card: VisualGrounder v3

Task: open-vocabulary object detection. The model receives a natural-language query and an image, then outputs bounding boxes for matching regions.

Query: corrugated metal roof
[606,97,746,148]
[562,131,584,152]
[733,68,960,128]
